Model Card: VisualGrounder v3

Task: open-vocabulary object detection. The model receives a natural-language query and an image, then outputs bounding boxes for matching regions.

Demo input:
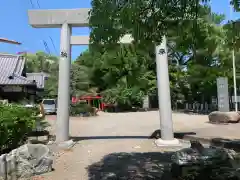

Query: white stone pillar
[56,23,71,142]
[155,36,179,146]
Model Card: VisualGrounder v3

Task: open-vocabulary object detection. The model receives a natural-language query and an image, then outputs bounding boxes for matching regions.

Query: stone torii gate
[28,8,179,146]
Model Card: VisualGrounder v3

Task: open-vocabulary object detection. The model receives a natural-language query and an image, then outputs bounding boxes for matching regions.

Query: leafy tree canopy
[89,0,239,48]
[80,1,240,109]
[25,52,93,99]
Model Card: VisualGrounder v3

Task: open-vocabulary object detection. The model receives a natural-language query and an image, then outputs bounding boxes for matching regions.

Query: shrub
[0,104,38,154]
[70,103,97,116]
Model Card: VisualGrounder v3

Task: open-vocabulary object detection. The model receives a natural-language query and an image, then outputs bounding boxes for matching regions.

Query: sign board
[216,77,229,112]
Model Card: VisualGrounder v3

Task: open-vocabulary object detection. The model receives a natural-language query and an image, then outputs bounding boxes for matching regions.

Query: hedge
[0,104,38,154]
[70,103,97,116]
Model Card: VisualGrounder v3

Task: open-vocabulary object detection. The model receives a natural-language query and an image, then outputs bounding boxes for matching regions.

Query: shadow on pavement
[87,152,174,180]
[87,151,232,180]
[71,136,149,141]
[71,131,196,142]
[149,130,196,139]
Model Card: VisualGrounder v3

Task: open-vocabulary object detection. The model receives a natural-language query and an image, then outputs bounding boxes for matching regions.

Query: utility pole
[229,1,238,111]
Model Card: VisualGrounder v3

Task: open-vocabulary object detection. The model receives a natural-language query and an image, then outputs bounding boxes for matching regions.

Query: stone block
[208,111,240,124]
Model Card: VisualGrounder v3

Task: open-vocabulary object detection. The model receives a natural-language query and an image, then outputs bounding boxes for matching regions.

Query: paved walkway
[185,122,240,141]
[40,111,238,180]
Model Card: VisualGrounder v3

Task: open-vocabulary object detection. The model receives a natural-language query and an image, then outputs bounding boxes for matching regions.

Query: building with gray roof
[0,53,47,102]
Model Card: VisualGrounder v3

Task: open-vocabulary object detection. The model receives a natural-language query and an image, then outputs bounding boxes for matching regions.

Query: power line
[35,0,57,55]
[36,0,40,8]
[43,40,51,55]
[28,0,57,56]
[49,36,58,54]
[29,0,35,8]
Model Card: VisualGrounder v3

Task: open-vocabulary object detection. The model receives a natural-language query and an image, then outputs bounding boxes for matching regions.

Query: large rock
[171,141,240,179]
[208,111,240,124]
[0,144,53,179]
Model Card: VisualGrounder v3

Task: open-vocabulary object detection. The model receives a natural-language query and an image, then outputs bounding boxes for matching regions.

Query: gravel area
[39,111,213,180]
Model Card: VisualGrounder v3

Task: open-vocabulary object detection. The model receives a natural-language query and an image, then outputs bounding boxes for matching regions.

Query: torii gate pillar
[28,9,90,142]
[56,22,71,142]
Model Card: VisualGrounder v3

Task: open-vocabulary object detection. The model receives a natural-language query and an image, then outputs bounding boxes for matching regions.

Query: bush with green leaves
[70,102,96,116]
[0,104,38,154]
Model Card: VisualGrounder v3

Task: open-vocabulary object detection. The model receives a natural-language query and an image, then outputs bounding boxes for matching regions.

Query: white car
[42,99,57,114]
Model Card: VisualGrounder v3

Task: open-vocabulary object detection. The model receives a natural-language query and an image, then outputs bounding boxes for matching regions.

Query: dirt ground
[41,111,221,180]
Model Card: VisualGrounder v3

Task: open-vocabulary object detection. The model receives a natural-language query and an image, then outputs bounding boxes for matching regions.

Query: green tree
[25,52,58,73]
[77,45,155,109]
[26,52,92,99]
[87,1,240,109]
[25,52,59,98]
[70,61,95,97]
[89,0,239,47]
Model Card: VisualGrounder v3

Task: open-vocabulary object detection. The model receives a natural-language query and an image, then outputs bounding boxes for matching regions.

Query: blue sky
[0,0,239,60]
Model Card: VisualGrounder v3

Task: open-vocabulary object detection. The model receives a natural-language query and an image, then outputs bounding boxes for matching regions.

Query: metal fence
[176,101,240,114]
